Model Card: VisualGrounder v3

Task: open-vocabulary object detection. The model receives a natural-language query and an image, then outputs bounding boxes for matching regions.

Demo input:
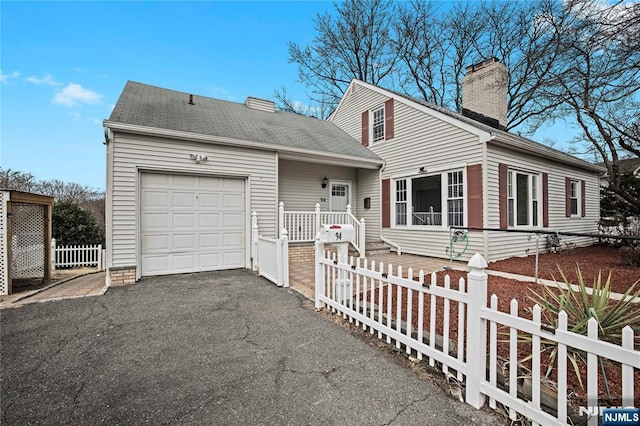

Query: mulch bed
[344,245,640,417]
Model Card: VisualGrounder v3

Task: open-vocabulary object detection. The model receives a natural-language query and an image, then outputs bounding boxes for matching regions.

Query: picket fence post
[278,202,285,238]
[251,211,259,271]
[50,238,57,271]
[314,203,321,235]
[465,253,488,409]
[314,239,325,309]
[281,229,289,288]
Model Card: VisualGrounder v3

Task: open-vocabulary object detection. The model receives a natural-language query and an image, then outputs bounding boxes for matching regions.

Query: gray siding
[486,145,600,261]
[278,160,357,214]
[108,132,277,270]
[331,83,485,260]
[356,168,381,241]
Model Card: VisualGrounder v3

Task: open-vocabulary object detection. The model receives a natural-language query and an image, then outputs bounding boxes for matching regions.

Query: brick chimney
[462,58,507,128]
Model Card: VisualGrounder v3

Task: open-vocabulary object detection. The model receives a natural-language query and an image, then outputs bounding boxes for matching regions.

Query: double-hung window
[372,106,385,143]
[393,169,464,227]
[507,170,541,227]
[570,180,579,216]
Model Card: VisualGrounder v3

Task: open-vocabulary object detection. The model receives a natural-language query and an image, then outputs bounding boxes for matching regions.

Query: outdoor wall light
[418,166,427,174]
[190,153,208,164]
[322,176,328,188]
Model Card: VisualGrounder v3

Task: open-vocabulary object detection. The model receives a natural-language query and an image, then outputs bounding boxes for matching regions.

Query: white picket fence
[314,241,639,426]
[280,202,365,257]
[251,212,289,287]
[51,239,104,270]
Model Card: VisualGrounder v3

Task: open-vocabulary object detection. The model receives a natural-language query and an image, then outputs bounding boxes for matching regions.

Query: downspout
[379,162,402,255]
[103,126,113,285]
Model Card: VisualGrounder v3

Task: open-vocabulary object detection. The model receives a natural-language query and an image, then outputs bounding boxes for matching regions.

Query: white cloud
[54,83,101,106]
[1,70,21,83]
[25,74,62,86]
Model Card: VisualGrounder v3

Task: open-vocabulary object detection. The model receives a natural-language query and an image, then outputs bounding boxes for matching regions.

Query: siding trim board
[382,179,391,228]
[542,173,549,227]
[384,99,394,140]
[498,163,508,229]
[466,164,483,228]
[361,111,369,147]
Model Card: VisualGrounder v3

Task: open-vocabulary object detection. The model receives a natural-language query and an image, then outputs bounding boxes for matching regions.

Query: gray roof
[386,88,604,173]
[108,81,381,162]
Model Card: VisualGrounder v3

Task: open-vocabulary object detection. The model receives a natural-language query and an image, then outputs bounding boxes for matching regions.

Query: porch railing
[279,202,365,257]
[251,212,289,287]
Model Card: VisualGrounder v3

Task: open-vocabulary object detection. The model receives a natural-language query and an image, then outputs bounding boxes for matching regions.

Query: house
[599,157,640,187]
[329,58,604,262]
[103,82,383,285]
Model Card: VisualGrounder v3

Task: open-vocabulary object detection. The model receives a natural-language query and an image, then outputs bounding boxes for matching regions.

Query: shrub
[52,201,104,246]
[619,246,640,266]
[526,267,640,388]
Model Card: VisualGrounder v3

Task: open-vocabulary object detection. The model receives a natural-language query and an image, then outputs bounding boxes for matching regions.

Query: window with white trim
[570,180,579,216]
[395,180,407,225]
[372,106,385,143]
[393,169,464,227]
[508,170,541,227]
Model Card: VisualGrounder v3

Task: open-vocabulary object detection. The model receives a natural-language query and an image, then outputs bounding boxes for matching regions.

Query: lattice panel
[0,192,7,295]
[11,203,45,279]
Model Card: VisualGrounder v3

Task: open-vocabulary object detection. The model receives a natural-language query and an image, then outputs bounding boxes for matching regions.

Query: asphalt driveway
[1,270,502,425]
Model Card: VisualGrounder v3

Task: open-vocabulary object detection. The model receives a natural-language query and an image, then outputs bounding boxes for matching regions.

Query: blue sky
[1,1,328,190]
[1,1,580,191]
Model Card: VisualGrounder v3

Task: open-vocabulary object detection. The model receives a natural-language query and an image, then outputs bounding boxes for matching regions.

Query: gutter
[103,121,384,169]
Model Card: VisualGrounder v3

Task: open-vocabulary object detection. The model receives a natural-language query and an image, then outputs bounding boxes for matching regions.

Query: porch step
[349,241,392,257]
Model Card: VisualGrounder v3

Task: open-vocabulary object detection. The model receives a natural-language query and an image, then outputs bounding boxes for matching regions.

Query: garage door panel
[173,192,196,208]
[173,234,196,250]
[143,174,171,187]
[223,213,243,228]
[199,234,219,248]
[223,193,244,209]
[198,193,220,208]
[223,179,244,191]
[198,213,219,228]
[142,191,170,207]
[141,213,169,230]
[223,251,244,268]
[173,213,195,228]
[140,173,246,277]
[141,234,170,252]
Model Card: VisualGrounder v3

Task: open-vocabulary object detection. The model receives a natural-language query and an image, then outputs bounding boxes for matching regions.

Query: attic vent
[244,97,275,112]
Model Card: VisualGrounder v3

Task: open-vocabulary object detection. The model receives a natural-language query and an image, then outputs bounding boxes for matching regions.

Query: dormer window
[372,106,385,143]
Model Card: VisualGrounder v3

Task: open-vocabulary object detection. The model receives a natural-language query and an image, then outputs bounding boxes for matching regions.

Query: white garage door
[140,173,245,276]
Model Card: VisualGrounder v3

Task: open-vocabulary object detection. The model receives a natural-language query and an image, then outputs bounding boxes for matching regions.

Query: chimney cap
[466,57,500,74]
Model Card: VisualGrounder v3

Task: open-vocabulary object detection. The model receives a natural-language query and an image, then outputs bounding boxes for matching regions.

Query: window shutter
[384,99,394,140]
[565,177,571,217]
[361,111,369,147]
[581,179,586,217]
[467,164,483,228]
[498,163,508,229]
[542,173,549,227]
[382,178,390,228]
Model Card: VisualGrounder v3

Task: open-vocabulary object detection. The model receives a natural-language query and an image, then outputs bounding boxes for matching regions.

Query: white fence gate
[51,239,104,270]
[252,212,289,287]
[314,241,639,426]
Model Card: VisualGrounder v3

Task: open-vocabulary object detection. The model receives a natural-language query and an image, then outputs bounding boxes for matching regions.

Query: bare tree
[273,86,331,119]
[287,0,400,109]
[541,0,640,212]
[0,169,39,193]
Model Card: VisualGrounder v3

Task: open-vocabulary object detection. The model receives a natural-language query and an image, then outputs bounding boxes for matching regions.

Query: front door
[330,182,350,212]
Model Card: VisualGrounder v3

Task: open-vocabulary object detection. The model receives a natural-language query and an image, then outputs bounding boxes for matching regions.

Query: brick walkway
[290,252,466,299]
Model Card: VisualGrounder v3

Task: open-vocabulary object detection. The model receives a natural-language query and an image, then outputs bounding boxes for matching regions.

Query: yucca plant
[525,266,640,389]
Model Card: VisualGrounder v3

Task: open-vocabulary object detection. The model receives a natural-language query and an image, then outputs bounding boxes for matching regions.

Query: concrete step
[349,242,392,256]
